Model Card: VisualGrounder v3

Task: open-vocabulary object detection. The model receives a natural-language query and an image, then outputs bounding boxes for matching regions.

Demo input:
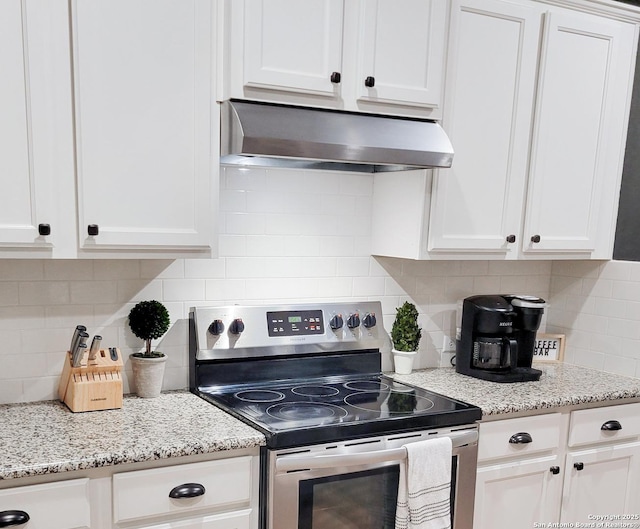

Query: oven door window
[298,466,400,529]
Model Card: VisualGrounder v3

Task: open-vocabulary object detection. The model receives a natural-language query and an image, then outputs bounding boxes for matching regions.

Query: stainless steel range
[189,301,482,529]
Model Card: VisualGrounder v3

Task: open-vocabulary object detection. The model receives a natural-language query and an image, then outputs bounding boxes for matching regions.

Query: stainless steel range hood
[220,100,454,173]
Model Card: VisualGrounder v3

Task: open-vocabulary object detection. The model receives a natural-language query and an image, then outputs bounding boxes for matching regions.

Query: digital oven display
[267,310,324,337]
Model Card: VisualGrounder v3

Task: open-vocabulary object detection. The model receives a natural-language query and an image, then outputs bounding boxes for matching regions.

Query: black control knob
[329,314,344,330]
[346,313,360,329]
[364,76,375,87]
[362,313,377,328]
[531,234,541,243]
[229,318,244,335]
[208,319,225,335]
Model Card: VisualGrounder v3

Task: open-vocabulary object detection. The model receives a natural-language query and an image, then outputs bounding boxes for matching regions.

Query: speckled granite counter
[392,363,640,416]
[0,391,265,481]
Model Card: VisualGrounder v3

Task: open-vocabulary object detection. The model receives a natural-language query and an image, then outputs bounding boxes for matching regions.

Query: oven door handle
[275,430,478,472]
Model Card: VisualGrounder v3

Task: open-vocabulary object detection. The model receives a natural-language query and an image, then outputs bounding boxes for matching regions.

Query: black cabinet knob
[208,319,225,336]
[506,234,516,243]
[531,234,541,243]
[550,466,560,475]
[229,318,244,335]
[330,314,344,330]
[0,510,30,527]
[601,420,622,431]
[508,432,533,444]
[346,313,360,329]
[169,482,206,499]
[574,462,584,471]
[88,224,99,236]
[364,76,375,88]
[38,223,51,236]
[362,313,377,328]
[330,71,341,84]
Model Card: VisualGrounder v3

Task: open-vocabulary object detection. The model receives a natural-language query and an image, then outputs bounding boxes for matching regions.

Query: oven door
[267,427,478,529]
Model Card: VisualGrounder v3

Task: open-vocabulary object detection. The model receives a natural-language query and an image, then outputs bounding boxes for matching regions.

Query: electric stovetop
[197,373,481,448]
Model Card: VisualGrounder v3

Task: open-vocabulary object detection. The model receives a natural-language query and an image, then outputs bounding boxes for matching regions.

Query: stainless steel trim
[275,429,478,472]
[220,100,454,172]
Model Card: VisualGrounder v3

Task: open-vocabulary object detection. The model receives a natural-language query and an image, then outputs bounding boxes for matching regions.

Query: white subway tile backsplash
[4,167,640,404]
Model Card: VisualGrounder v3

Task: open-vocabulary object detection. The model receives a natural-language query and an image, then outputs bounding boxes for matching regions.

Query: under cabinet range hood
[220,99,454,173]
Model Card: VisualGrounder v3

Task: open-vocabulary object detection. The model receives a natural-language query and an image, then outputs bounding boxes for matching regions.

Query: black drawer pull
[574,462,584,471]
[330,71,341,84]
[550,466,560,475]
[506,234,516,243]
[531,234,541,243]
[601,420,622,431]
[364,76,375,88]
[38,223,51,236]
[509,432,533,444]
[0,510,30,527]
[87,224,99,236]
[169,482,206,499]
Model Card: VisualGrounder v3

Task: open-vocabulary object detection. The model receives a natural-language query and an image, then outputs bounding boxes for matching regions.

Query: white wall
[0,166,554,404]
[548,260,640,378]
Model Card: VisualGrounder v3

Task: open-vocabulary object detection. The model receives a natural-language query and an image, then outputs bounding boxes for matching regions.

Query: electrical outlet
[442,335,456,352]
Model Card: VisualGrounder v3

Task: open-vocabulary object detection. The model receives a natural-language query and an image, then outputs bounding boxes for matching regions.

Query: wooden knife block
[58,348,123,412]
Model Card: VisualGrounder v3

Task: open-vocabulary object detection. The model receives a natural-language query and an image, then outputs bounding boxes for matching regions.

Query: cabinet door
[356,0,447,109]
[428,0,541,254]
[522,10,636,255]
[0,0,74,253]
[561,442,640,523]
[72,0,216,250]
[242,0,344,96]
[474,455,563,528]
[138,510,251,529]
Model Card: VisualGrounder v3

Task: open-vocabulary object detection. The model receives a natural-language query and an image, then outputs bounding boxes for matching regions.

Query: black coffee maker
[456,295,546,383]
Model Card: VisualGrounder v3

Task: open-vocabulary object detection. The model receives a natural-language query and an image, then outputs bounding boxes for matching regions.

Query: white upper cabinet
[428,0,541,255]
[227,0,448,118]
[373,0,638,260]
[0,0,219,258]
[522,10,636,256]
[0,0,75,257]
[72,0,217,254]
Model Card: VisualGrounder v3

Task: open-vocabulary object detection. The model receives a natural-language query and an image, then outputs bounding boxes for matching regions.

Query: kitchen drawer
[113,457,252,524]
[568,402,640,448]
[139,509,252,529]
[478,413,562,463]
[0,478,91,529]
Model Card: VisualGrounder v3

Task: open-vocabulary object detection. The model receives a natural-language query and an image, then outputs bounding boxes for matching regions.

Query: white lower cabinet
[0,478,91,529]
[0,451,259,529]
[475,403,640,526]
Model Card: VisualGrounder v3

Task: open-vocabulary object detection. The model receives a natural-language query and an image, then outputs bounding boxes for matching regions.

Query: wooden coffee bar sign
[533,333,565,362]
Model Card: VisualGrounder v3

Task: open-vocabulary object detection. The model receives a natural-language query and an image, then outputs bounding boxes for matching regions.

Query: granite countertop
[0,391,265,481]
[393,363,640,416]
[3,363,640,482]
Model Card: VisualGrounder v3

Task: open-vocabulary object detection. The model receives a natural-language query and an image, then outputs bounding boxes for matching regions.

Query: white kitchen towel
[395,437,453,529]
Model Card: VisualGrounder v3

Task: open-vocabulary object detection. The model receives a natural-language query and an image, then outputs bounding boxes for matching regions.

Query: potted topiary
[127,300,170,398]
[390,301,422,375]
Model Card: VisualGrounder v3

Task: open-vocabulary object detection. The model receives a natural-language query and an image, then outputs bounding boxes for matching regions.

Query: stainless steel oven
[269,426,478,529]
[189,301,482,529]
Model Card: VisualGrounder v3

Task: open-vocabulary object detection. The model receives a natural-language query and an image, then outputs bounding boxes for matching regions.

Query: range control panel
[267,310,324,337]
[192,301,386,360]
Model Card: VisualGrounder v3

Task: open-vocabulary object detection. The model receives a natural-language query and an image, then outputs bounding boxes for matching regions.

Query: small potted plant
[128,300,170,398]
[391,301,422,374]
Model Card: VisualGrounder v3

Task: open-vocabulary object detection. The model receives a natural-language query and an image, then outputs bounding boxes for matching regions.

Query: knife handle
[69,325,87,354]
[88,335,102,361]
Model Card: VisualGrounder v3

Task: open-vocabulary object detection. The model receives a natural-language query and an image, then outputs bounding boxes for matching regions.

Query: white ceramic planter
[392,349,417,375]
[129,353,167,398]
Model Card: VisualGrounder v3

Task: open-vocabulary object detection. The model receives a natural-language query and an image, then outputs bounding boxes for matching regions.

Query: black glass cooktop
[198,374,481,449]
